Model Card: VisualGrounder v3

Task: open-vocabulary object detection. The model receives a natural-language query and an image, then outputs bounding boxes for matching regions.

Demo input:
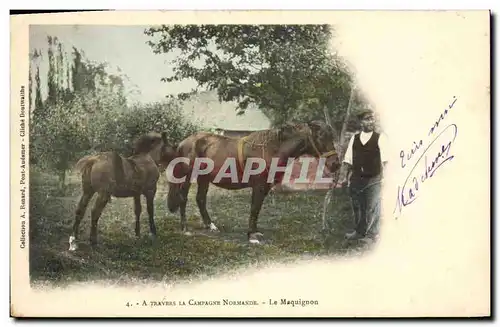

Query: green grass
[29,167,372,288]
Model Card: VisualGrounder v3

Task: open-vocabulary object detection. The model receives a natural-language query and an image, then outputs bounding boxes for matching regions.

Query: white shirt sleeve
[342,134,355,165]
[378,132,389,163]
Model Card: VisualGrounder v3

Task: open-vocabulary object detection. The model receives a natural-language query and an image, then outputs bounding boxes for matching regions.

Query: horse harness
[237,136,266,173]
[126,158,141,178]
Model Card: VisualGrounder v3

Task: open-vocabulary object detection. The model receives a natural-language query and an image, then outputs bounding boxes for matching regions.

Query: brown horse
[68,132,177,251]
[165,121,342,244]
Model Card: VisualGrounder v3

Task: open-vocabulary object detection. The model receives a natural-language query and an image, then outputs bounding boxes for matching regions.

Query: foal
[69,132,177,251]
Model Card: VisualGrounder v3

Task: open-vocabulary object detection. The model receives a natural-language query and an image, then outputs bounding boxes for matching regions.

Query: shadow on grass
[29,168,374,288]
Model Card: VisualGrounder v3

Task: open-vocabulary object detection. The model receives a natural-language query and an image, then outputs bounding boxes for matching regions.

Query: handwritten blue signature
[394,97,458,218]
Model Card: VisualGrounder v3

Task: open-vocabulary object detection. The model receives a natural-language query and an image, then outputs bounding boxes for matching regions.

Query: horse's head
[303,120,341,173]
[158,133,178,173]
[133,132,178,172]
[277,121,341,173]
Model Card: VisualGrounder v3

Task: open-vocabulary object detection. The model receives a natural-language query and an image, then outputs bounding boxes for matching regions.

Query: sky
[28,24,271,130]
[29,25,201,104]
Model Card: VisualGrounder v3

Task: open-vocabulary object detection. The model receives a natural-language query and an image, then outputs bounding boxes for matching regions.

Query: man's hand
[337,176,349,188]
[338,162,352,188]
[340,179,350,188]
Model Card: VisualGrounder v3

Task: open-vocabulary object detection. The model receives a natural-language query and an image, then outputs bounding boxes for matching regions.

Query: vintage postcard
[10,10,490,317]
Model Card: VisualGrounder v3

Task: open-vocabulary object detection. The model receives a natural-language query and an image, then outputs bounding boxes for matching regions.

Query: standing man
[340,108,388,242]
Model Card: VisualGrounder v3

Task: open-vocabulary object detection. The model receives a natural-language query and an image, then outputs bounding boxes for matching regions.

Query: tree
[46,36,57,107]
[144,24,355,130]
[30,37,134,189]
[34,66,43,120]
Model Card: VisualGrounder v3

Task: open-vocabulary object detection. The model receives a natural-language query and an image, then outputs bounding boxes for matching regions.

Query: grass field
[29,167,373,287]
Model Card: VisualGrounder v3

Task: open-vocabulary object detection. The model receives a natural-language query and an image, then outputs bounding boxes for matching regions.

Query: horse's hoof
[68,236,78,251]
[248,232,264,244]
[209,223,219,232]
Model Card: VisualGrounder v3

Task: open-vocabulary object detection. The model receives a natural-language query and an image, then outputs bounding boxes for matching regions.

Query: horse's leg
[89,192,110,248]
[134,195,141,238]
[179,181,191,234]
[196,180,218,232]
[248,184,271,244]
[69,190,95,251]
[145,188,157,241]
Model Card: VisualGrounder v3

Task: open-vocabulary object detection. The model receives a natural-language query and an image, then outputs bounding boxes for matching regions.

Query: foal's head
[133,132,178,171]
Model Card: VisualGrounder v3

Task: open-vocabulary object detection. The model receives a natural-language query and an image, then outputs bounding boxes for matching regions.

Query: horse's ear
[307,120,321,133]
[161,131,168,144]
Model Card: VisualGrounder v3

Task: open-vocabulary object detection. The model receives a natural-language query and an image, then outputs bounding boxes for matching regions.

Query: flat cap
[355,108,374,119]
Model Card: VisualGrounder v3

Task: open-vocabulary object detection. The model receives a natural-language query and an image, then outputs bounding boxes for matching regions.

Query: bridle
[305,124,341,190]
[305,125,338,159]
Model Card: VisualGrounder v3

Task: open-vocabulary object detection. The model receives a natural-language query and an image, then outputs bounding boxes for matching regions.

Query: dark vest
[352,132,382,179]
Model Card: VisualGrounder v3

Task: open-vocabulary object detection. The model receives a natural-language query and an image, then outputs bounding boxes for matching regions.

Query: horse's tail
[167,181,181,213]
[75,154,99,176]
[112,151,126,186]
[166,145,189,213]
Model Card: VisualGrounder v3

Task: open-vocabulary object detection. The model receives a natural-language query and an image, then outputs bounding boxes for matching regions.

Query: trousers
[349,175,382,238]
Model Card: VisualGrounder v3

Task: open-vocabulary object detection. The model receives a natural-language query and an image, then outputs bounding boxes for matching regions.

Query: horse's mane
[244,122,313,146]
[241,120,338,153]
[133,132,163,154]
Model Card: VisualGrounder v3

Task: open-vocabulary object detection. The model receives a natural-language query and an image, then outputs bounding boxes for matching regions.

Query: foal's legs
[133,195,141,238]
[89,192,110,247]
[196,181,219,232]
[69,190,95,251]
[144,188,157,240]
[248,184,271,244]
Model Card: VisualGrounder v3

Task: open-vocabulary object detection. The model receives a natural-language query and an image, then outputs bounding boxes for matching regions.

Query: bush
[112,101,201,155]
[30,100,92,187]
